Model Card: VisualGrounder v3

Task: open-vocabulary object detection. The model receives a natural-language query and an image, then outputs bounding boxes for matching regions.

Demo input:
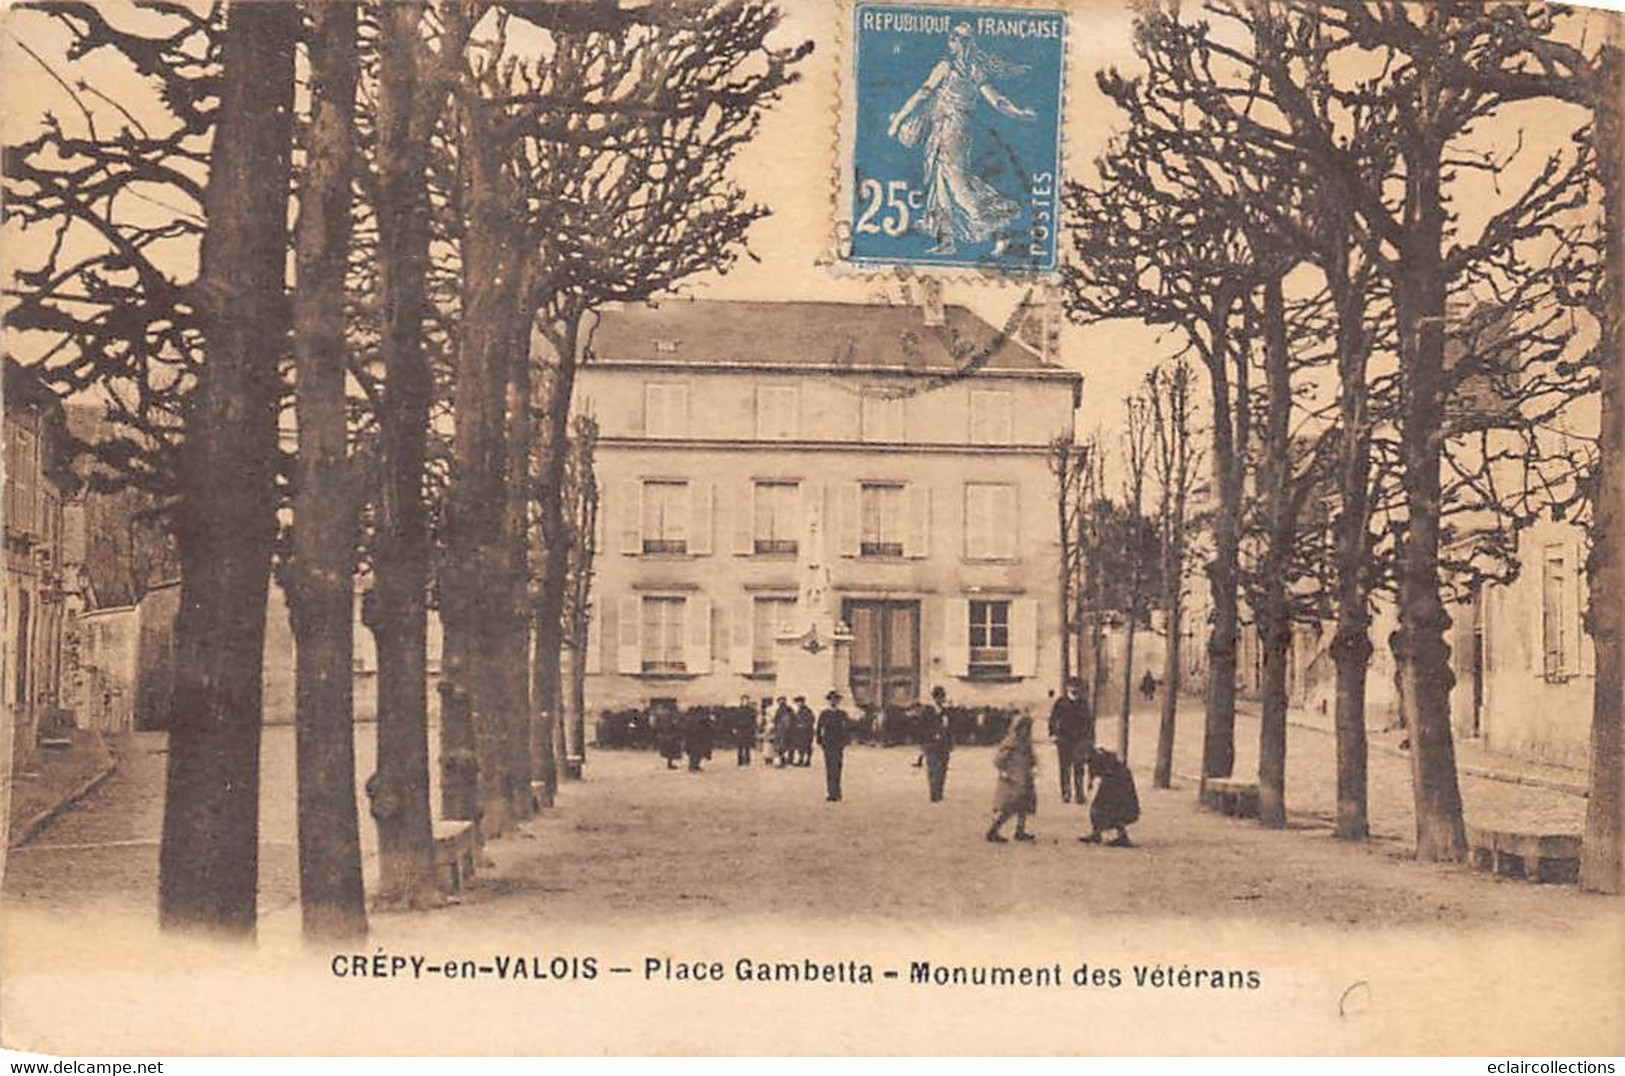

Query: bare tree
[160,0,295,933]
[1117,393,1152,763]
[1047,434,1088,686]
[288,0,366,939]
[1149,359,1198,790]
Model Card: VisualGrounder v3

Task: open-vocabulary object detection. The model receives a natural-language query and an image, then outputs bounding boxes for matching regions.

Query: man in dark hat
[920,685,954,803]
[792,695,817,766]
[1048,678,1094,804]
[771,696,793,767]
[816,689,851,802]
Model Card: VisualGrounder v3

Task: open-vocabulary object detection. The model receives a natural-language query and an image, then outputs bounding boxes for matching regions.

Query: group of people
[985,676,1140,846]
[647,676,1141,847]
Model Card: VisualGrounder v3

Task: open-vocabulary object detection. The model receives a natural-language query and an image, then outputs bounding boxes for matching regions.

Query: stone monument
[774,490,851,701]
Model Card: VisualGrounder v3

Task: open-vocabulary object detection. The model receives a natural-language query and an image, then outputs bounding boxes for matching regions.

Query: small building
[3,359,82,755]
[573,297,1081,716]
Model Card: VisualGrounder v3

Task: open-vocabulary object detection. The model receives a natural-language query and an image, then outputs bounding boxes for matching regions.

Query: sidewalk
[4,729,119,850]
[1097,695,1588,841]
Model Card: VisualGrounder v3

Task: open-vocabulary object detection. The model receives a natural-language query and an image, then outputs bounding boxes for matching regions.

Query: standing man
[1048,678,1094,805]
[816,689,851,802]
[735,695,757,767]
[793,695,817,767]
[771,696,793,767]
[920,685,954,803]
[684,707,713,772]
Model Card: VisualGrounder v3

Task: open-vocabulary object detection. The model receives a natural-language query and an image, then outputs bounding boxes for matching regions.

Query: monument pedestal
[774,623,852,703]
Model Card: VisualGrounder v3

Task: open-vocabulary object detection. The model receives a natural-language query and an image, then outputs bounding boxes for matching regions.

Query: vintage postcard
[1,0,1623,1060]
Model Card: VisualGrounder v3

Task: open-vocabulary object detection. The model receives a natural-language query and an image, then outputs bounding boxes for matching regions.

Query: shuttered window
[753,481,800,554]
[756,384,800,440]
[859,482,904,557]
[969,389,1013,445]
[642,597,686,674]
[964,483,1017,560]
[752,596,795,675]
[641,481,688,554]
[860,393,905,442]
[969,600,1011,673]
[1541,544,1570,680]
[644,382,689,437]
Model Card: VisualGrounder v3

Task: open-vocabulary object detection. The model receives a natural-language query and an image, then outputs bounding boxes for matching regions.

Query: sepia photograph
[0,0,1622,1059]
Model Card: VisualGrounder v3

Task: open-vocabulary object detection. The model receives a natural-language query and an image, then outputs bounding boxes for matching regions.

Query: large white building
[574,297,1081,716]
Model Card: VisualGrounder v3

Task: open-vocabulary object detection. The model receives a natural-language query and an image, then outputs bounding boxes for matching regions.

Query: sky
[1,0,1616,454]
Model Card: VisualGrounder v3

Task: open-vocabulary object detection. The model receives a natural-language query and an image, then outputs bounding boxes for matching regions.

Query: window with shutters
[752,596,795,675]
[753,481,800,554]
[644,382,689,437]
[641,480,688,554]
[1541,545,1570,681]
[859,482,905,557]
[964,483,1016,560]
[642,596,687,674]
[860,393,905,442]
[755,384,800,440]
[969,600,1011,674]
[969,389,1013,445]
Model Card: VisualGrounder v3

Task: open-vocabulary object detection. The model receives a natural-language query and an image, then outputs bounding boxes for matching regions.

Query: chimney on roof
[920,277,945,327]
[1017,283,1061,363]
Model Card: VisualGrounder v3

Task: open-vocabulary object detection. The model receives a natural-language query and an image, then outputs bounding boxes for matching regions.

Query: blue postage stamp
[846,3,1066,274]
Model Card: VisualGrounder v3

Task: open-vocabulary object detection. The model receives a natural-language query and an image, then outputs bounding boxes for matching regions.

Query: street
[0,697,1606,930]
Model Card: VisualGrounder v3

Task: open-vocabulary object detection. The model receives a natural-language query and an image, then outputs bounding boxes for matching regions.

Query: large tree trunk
[1394,118,1467,863]
[1582,36,1625,895]
[1329,220,1375,842]
[1154,576,1182,789]
[533,320,581,783]
[1256,275,1292,829]
[498,320,535,819]
[440,98,523,838]
[365,1,440,909]
[158,1,295,936]
[1202,317,1241,781]
[290,0,365,940]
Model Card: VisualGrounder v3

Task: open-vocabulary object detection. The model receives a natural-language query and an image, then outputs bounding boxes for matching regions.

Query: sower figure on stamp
[987,712,1037,843]
[793,695,817,766]
[817,689,851,802]
[920,685,954,803]
[1048,677,1093,804]
[886,23,1036,258]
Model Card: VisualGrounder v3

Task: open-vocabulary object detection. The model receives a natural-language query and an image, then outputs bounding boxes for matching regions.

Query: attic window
[653,339,680,354]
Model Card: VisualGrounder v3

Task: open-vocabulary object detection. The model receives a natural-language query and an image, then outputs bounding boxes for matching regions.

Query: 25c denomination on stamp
[844,3,1066,274]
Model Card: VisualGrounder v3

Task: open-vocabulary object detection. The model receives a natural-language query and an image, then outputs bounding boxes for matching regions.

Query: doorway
[841,599,920,710]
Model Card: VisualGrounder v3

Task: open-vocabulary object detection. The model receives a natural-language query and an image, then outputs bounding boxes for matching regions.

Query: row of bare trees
[1059,1,1621,892]
[5,0,807,936]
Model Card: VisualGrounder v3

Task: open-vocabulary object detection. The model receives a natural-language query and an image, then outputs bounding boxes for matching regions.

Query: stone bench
[1200,777,1261,819]
[432,820,478,893]
[1467,825,1581,884]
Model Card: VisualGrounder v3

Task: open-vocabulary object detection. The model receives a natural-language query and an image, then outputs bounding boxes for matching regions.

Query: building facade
[3,359,81,755]
[575,298,1080,716]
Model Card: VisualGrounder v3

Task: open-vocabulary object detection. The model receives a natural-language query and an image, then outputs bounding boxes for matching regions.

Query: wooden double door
[842,599,920,710]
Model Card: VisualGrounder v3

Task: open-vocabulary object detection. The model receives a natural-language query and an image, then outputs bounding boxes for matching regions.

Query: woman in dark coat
[684,707,714,772]
[654,703,684,769]
[1080,747,1140,847]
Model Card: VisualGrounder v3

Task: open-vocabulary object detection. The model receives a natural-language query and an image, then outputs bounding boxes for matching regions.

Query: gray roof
[584,299,1070,376]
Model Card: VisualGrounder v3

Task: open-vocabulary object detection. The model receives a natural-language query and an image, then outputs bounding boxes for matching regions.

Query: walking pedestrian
[1048,678,1093,805]
[986,712,1037,843]
[920,685,954,803]
[793,695,817,766]
[1139,670,1157,703]
[1079,747,1140,847]
[816,689,851,802]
